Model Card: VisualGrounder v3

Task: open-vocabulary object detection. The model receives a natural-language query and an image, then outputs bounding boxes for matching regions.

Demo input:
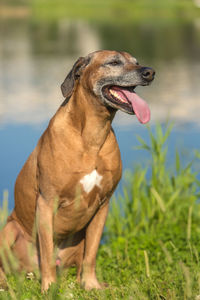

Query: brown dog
[0,50,155,292]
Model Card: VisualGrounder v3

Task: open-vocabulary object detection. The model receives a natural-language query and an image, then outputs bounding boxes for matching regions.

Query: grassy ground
[1,123,200,299]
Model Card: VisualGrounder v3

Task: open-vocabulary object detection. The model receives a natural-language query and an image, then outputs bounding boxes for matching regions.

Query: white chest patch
[80,170,103,194]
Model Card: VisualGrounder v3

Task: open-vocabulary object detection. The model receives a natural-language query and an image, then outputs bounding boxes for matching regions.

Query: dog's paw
[41,277,56,293]
[81,277,108,290]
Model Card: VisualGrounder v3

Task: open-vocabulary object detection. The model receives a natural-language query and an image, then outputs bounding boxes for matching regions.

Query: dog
[0,50,155,292]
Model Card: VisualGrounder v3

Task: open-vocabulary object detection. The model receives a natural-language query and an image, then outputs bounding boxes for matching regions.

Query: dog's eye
[108,60,122,66]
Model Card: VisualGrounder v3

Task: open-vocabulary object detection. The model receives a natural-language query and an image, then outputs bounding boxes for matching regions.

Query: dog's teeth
[110,89,126,103]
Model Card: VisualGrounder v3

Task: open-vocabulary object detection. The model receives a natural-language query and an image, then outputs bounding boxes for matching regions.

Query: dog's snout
[141,67,155,82]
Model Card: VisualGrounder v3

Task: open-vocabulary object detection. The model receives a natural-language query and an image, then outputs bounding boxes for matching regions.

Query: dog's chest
[54,163,121,236]
[80,169,103,194]
[59,166,117,209]
[53,135,122,235]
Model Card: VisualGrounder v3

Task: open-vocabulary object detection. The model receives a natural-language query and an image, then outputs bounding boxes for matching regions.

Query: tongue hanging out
[109,86,151,124]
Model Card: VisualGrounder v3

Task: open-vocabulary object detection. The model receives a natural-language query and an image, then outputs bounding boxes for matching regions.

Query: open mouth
[103,85,151,124]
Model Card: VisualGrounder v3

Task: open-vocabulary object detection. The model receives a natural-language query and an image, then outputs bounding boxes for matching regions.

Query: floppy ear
[61,56,88,98]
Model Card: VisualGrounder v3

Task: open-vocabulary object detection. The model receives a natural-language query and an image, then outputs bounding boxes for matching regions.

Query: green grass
[1,123,200,299]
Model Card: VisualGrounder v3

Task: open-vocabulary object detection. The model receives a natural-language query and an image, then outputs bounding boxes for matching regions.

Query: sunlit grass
[1,123,200,298]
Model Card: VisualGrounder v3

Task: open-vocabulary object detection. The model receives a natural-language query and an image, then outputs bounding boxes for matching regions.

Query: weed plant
[0,123,200,299]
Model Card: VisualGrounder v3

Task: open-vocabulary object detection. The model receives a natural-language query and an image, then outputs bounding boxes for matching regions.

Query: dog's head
[61,50,155,124]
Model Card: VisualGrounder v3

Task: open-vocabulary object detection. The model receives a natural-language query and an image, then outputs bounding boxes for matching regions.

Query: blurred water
[0,18,200,209]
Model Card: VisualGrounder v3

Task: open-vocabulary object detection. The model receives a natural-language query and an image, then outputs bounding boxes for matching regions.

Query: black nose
[141,67,155,82]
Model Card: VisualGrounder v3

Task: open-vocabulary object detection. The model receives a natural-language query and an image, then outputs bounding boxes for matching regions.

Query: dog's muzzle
[140,67,155,84]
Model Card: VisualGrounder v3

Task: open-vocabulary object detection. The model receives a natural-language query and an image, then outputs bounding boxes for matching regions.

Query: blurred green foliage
[1,0,200,62]
[31,0,199,23]
[1,0,199,23]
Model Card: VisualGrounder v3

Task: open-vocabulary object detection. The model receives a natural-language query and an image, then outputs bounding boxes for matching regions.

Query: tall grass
[0,123,200,299]
[105,123,200,240]
[0,190,9,230]
[101,123,200,299]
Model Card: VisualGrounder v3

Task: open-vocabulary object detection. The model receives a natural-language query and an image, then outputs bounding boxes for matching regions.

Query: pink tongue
[113,88,151,124]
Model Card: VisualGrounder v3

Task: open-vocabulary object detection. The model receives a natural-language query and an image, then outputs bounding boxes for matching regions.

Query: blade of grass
[144,250,150,278]
[151,187,166,213]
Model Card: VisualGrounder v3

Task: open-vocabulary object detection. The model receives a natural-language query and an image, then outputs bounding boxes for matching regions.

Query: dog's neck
[60,84,116,150]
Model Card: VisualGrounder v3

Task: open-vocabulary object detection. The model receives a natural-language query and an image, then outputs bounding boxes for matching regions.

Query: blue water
[1,120,200,210]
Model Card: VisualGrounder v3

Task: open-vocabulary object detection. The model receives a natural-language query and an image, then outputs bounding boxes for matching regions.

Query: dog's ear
[61,56,89,98]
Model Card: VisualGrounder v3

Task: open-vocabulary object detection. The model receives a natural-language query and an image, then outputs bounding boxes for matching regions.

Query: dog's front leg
[36,194,56,292]
[81,202,109,290]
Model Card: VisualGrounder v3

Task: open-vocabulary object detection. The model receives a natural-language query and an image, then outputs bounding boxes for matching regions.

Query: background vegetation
[31,0,198,24]
[2,0,198,23]
[1,0,199,62]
